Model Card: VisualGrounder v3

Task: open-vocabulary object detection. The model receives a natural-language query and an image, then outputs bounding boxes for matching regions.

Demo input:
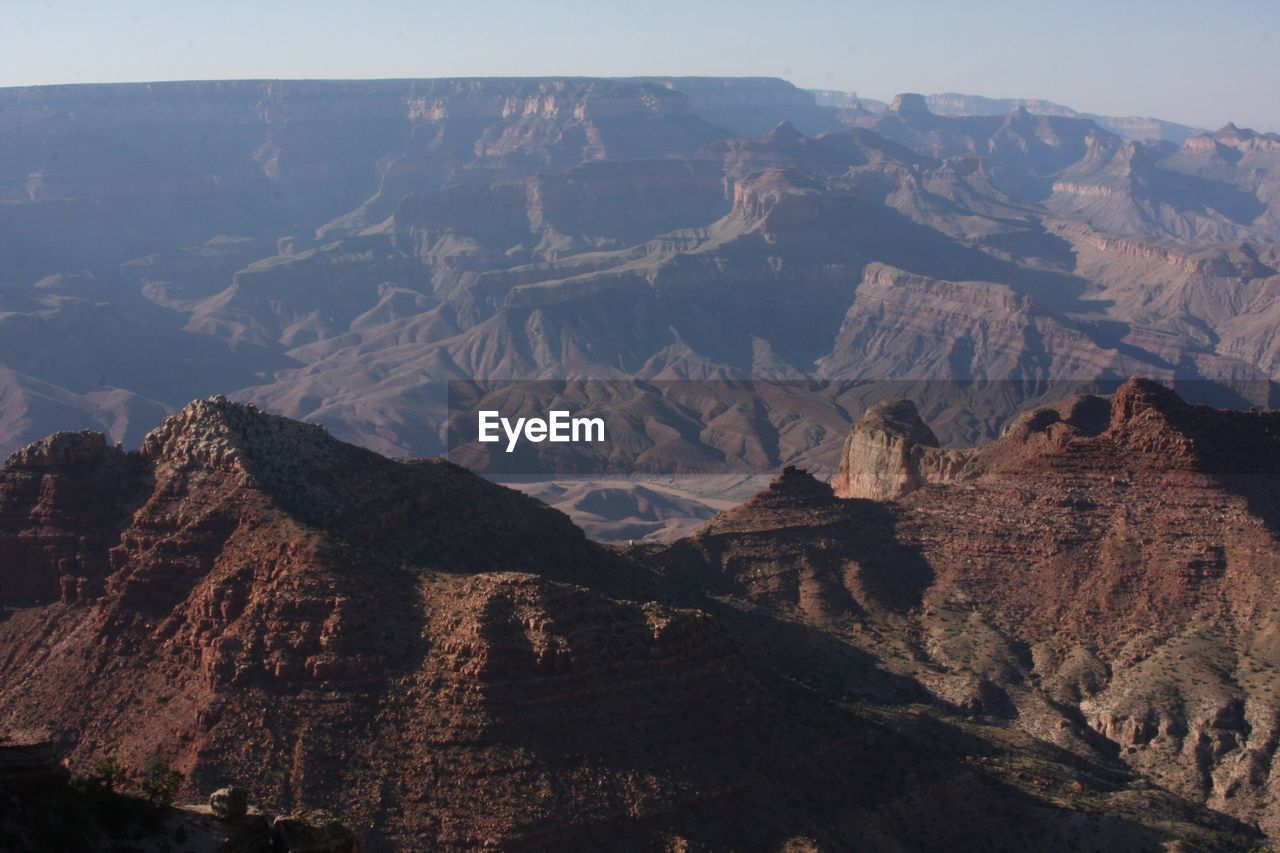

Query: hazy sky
[3,0,1277,131]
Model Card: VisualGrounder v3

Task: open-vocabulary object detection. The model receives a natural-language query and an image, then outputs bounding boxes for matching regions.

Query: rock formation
[210,785,249,820]
[2,79,1279,470]
[2,388,1272,848]
[889,93,931,114]
[0,730,68,792]
[663,378,1280,838]
[3,72,1280,843]
[830,397,974,499]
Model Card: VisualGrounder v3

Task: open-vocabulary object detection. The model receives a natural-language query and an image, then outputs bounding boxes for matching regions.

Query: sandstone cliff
[664,378,1280,838]
[830,398,974,500]
[1,389,1267,848]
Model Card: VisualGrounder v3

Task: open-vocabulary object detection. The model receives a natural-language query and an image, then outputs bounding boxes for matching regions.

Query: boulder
[210,785,250,820]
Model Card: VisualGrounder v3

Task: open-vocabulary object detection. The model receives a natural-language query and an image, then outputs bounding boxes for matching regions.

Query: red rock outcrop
[0,730,68,792]
[891,379,1280,646]
[0,431,146,605]
[0,398,696,848]
[676,378,1280,836]
[830,398,975,500]
[0,397,980,849]
[3,392,1262,849]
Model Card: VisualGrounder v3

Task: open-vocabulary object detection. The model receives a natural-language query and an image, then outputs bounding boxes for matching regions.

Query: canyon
[1,380,1278,847]
[3,74,1280,848]
[1,78,1278,479]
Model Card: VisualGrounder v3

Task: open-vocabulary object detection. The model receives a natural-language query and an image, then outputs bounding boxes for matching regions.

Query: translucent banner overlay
[446,378,1280,477]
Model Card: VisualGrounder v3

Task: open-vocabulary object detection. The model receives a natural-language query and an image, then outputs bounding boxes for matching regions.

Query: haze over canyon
[2,77,1278,463]
[3,74,1280,850]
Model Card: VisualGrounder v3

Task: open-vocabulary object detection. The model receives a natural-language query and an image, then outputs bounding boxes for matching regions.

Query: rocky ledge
[830,398,975,500]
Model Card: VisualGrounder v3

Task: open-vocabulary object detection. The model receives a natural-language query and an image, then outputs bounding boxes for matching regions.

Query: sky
[2,0,1277,131]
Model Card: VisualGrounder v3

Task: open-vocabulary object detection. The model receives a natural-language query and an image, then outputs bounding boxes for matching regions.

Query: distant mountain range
[1,76,1278,469]
[810,89,1206,144]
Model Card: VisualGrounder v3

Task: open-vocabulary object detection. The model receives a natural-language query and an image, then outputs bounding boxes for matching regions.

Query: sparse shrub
[139,757,183,808]
[69,756,138,835]
[88,756,126,793]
